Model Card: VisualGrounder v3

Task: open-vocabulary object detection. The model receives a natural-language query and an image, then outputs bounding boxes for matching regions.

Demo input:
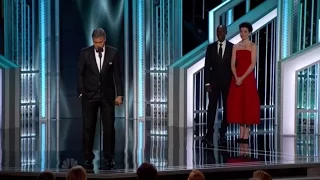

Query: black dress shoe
[107,159,115,168]
[236,138,249,143]
[219,136,227,145]
[241,139,249,143]
[202,136,214,147]
[84,160,94,171]
[100,159,115,170]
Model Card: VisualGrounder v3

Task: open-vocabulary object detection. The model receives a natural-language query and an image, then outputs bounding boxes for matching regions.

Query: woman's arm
[240,43,257,80]
[231,45,238,79]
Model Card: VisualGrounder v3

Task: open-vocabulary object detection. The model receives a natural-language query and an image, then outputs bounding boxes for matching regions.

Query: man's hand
[114,96,123,106]
[205,85,211,92]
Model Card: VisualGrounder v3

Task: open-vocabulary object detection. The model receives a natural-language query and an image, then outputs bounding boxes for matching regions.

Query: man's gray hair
[92,28,106,39]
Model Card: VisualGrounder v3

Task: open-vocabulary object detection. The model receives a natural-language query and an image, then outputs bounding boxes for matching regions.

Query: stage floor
[1,119,320,178]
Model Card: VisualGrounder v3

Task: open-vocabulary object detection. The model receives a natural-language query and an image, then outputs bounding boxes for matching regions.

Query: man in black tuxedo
[77,28,123,170]
[203,25,233,146]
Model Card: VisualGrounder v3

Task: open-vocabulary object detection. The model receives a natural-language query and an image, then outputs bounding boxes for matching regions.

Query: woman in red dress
[227,22,260,143]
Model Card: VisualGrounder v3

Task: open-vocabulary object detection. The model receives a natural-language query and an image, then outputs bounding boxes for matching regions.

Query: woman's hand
[236,76,244,86]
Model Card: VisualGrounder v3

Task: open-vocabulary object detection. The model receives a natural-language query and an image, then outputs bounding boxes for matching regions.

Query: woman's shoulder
[233,41,256,50]
[233,43,240,49]
[249,41,256,47]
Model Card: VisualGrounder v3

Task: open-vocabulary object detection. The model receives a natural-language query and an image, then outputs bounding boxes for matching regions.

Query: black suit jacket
[204,41,234,86]
[77,45,123,101]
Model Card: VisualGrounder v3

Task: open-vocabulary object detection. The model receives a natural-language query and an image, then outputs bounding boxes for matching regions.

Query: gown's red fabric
[227,50,260,125]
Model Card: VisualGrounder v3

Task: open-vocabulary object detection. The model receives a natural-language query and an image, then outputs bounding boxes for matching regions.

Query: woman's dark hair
[239,22,253,33]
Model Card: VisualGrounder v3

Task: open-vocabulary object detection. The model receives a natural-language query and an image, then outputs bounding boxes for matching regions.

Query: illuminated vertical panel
[225,0,233,26]
[138,121,144,165]
[281,0,290,59]
[137,0,145,119]
[0,69,2,128]
[39,0,47,169]
[246,0,250,12]
[227,10,233,26]
[136,0,145,167]
[208,10,214,43]
[41,123,46,170]
[4,0,37,168]
[123,0,130,170]
[4,0,13,58]
[318,19,320,42]
[297,65,318,135]
[318,0,320,42]
[39,0,47,119]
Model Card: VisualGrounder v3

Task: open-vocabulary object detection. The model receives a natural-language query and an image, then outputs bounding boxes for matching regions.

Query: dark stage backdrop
[0,0,3,54]
[59,0,125,163]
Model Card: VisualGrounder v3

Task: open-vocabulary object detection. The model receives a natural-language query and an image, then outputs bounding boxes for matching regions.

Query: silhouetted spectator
[37,170,55,180]
[137,162,158,180]
[253,170,272,180]
[66,165,87,180]
[188,169,205,180]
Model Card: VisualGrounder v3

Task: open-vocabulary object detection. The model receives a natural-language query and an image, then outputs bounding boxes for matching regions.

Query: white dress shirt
[79,46,106,97]
[217,40,226,57]
[206,40,226,86]
[95,46,106,72]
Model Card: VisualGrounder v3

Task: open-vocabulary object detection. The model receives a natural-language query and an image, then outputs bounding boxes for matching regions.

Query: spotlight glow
[186,9,277,127]
[281,44,320,135]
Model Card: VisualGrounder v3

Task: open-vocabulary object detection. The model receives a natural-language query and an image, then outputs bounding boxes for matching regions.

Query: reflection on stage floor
[1,119,320,174]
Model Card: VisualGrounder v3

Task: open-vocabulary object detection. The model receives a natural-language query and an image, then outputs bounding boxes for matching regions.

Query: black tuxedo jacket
[77,45,123,101]
[204,41,234,86]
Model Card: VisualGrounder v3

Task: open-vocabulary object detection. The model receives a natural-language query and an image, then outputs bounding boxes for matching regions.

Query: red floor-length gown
[227,50,260,125]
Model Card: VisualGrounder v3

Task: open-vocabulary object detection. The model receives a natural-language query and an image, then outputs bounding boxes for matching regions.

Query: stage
[1,119,320,180]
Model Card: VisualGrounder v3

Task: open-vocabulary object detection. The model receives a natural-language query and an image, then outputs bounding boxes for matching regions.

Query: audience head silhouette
[66,165,87,180]
[137,162,158,180]
[253,170,272,180]
[188,169,205,180]
[37,170,55,180]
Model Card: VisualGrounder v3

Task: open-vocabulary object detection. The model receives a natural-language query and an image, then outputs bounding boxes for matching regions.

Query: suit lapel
[222,42,231,60]
[213,43,220,60]
[101,46,113,72]
[89,46,100,74]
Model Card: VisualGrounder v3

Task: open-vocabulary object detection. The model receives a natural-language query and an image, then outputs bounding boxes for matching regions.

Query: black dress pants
[82,92,115,161]
[206,81,230,139]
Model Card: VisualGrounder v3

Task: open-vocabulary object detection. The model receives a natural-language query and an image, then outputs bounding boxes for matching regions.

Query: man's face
[217,27,226,42]
[93,37,106,49]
